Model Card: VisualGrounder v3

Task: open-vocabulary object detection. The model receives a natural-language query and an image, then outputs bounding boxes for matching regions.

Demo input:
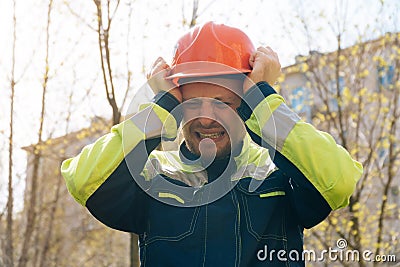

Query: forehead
[180,77,243,100]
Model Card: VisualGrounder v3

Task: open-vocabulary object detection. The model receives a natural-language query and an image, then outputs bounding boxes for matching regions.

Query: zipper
[237,201,241,266]
[232,190,241,267]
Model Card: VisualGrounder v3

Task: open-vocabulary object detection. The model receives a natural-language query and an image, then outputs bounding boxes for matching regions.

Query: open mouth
[197,131,225,140]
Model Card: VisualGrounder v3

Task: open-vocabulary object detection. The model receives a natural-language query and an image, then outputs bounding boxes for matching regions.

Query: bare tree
[54,1,206,266]
[5,0,18,266]
[17,1,53,267]
[93,0,121,125]
[373,35,399,260]
[182,0,214,29]
[36,165,62,267]
[279,1,399,265]
[182,0,199,28]
[91,1,142,266]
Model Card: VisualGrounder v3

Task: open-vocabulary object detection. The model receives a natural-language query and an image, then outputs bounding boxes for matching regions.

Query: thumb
[248,52,256,68]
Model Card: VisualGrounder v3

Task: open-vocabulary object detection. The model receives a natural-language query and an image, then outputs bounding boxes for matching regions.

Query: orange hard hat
[166,21,255,82]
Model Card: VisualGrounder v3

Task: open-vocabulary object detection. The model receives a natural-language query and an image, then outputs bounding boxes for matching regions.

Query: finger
[148,58,162,79]
[155,60,171,71]
[155,56,165,64]
[149,59,170,78]
[161,63,170,70]
[248,52,256,67]
[257,46,277,58]
[256,49,280,67]
[151,57,167,70]
[257,46,266,51]
[256,46,270,54]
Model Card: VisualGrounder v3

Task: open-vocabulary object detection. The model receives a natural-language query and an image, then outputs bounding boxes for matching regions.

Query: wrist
[237,81,277,121]
[153,91,183,123]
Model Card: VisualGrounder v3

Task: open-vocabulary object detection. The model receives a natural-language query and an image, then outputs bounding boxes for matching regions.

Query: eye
[183,99,201,109]
[214,100,230,109]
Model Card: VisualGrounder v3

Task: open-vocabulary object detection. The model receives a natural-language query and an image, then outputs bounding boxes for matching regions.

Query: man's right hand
[147,57,182,103]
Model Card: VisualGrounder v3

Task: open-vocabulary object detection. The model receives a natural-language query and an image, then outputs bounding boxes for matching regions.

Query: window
[378,65,395,89]
[290,87,311,122]
[328,76,345,111]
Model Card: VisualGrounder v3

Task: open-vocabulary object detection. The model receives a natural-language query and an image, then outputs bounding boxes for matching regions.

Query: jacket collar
[179,140,243,181]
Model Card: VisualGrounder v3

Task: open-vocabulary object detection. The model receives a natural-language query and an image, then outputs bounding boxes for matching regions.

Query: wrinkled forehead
[179,74,245,98]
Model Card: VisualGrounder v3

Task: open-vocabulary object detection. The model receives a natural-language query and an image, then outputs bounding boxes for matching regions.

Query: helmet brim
[166,69,251,80]
[166,61,251,81]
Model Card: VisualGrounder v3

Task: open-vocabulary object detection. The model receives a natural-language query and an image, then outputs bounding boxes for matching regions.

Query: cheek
[224,114,245,140]
[182,120,198,144]
[220,111,242,129]
[182,109,199,123]
[182,121,191,135]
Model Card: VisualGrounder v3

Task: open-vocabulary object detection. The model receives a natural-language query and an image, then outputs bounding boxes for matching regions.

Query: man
[61,22,363,266]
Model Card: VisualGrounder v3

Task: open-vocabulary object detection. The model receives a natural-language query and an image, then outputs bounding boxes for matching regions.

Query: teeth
[199,132,223,139]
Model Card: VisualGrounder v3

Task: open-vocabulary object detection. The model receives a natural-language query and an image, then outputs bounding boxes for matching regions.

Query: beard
[182,122,234,160]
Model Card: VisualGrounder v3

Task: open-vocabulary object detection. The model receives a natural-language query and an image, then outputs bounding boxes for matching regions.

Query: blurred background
[0,0,399,266]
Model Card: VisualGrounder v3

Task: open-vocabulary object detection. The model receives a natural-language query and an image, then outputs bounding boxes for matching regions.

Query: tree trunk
[38,176,62,267]
[17,1,53,266]
[5,0,18,266]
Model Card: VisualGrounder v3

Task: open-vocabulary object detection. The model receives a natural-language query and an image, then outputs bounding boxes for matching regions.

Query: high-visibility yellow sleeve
[245,92,363,210]
[61,103,178,206]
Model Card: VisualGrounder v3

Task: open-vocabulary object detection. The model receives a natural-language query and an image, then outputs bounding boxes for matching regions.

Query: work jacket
[61,82,363,266]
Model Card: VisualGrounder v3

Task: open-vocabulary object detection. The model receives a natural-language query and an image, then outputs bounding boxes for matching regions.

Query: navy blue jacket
[62,82,363,266]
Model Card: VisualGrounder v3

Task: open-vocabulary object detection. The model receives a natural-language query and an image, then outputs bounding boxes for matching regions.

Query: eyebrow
[183,96,236,102]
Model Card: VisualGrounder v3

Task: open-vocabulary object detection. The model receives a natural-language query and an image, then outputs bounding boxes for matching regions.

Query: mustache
[189,120,224,129]
[192,125,225,131]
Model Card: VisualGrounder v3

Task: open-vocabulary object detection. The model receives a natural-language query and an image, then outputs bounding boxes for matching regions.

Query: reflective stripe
[231,162,276,181]
[158,192,185,204]
[281,122,363,210]
[62,120,145,206]
[245,94,282,138]
[244,93,363,210]
[131,103,177,140]
[144,135,277,187]
[130,105,163,138]
[144,154,208,187]
[62,103,176,206]
[261,103,300,152]
[259,191,285,198]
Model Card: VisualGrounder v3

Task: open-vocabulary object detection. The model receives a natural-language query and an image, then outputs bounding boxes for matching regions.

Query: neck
[179,141,243,182]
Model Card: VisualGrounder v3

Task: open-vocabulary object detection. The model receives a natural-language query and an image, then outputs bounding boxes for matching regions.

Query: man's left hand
[243,46,281,94]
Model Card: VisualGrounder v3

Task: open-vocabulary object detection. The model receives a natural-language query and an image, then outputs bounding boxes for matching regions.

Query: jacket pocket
[236,172,288,241]
[143,176,201,245]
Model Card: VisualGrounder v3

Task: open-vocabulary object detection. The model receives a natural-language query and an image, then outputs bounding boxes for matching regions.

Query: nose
[198,101,217,127]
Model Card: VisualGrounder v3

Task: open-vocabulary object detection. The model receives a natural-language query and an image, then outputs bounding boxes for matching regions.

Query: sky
[0,0,399,211]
